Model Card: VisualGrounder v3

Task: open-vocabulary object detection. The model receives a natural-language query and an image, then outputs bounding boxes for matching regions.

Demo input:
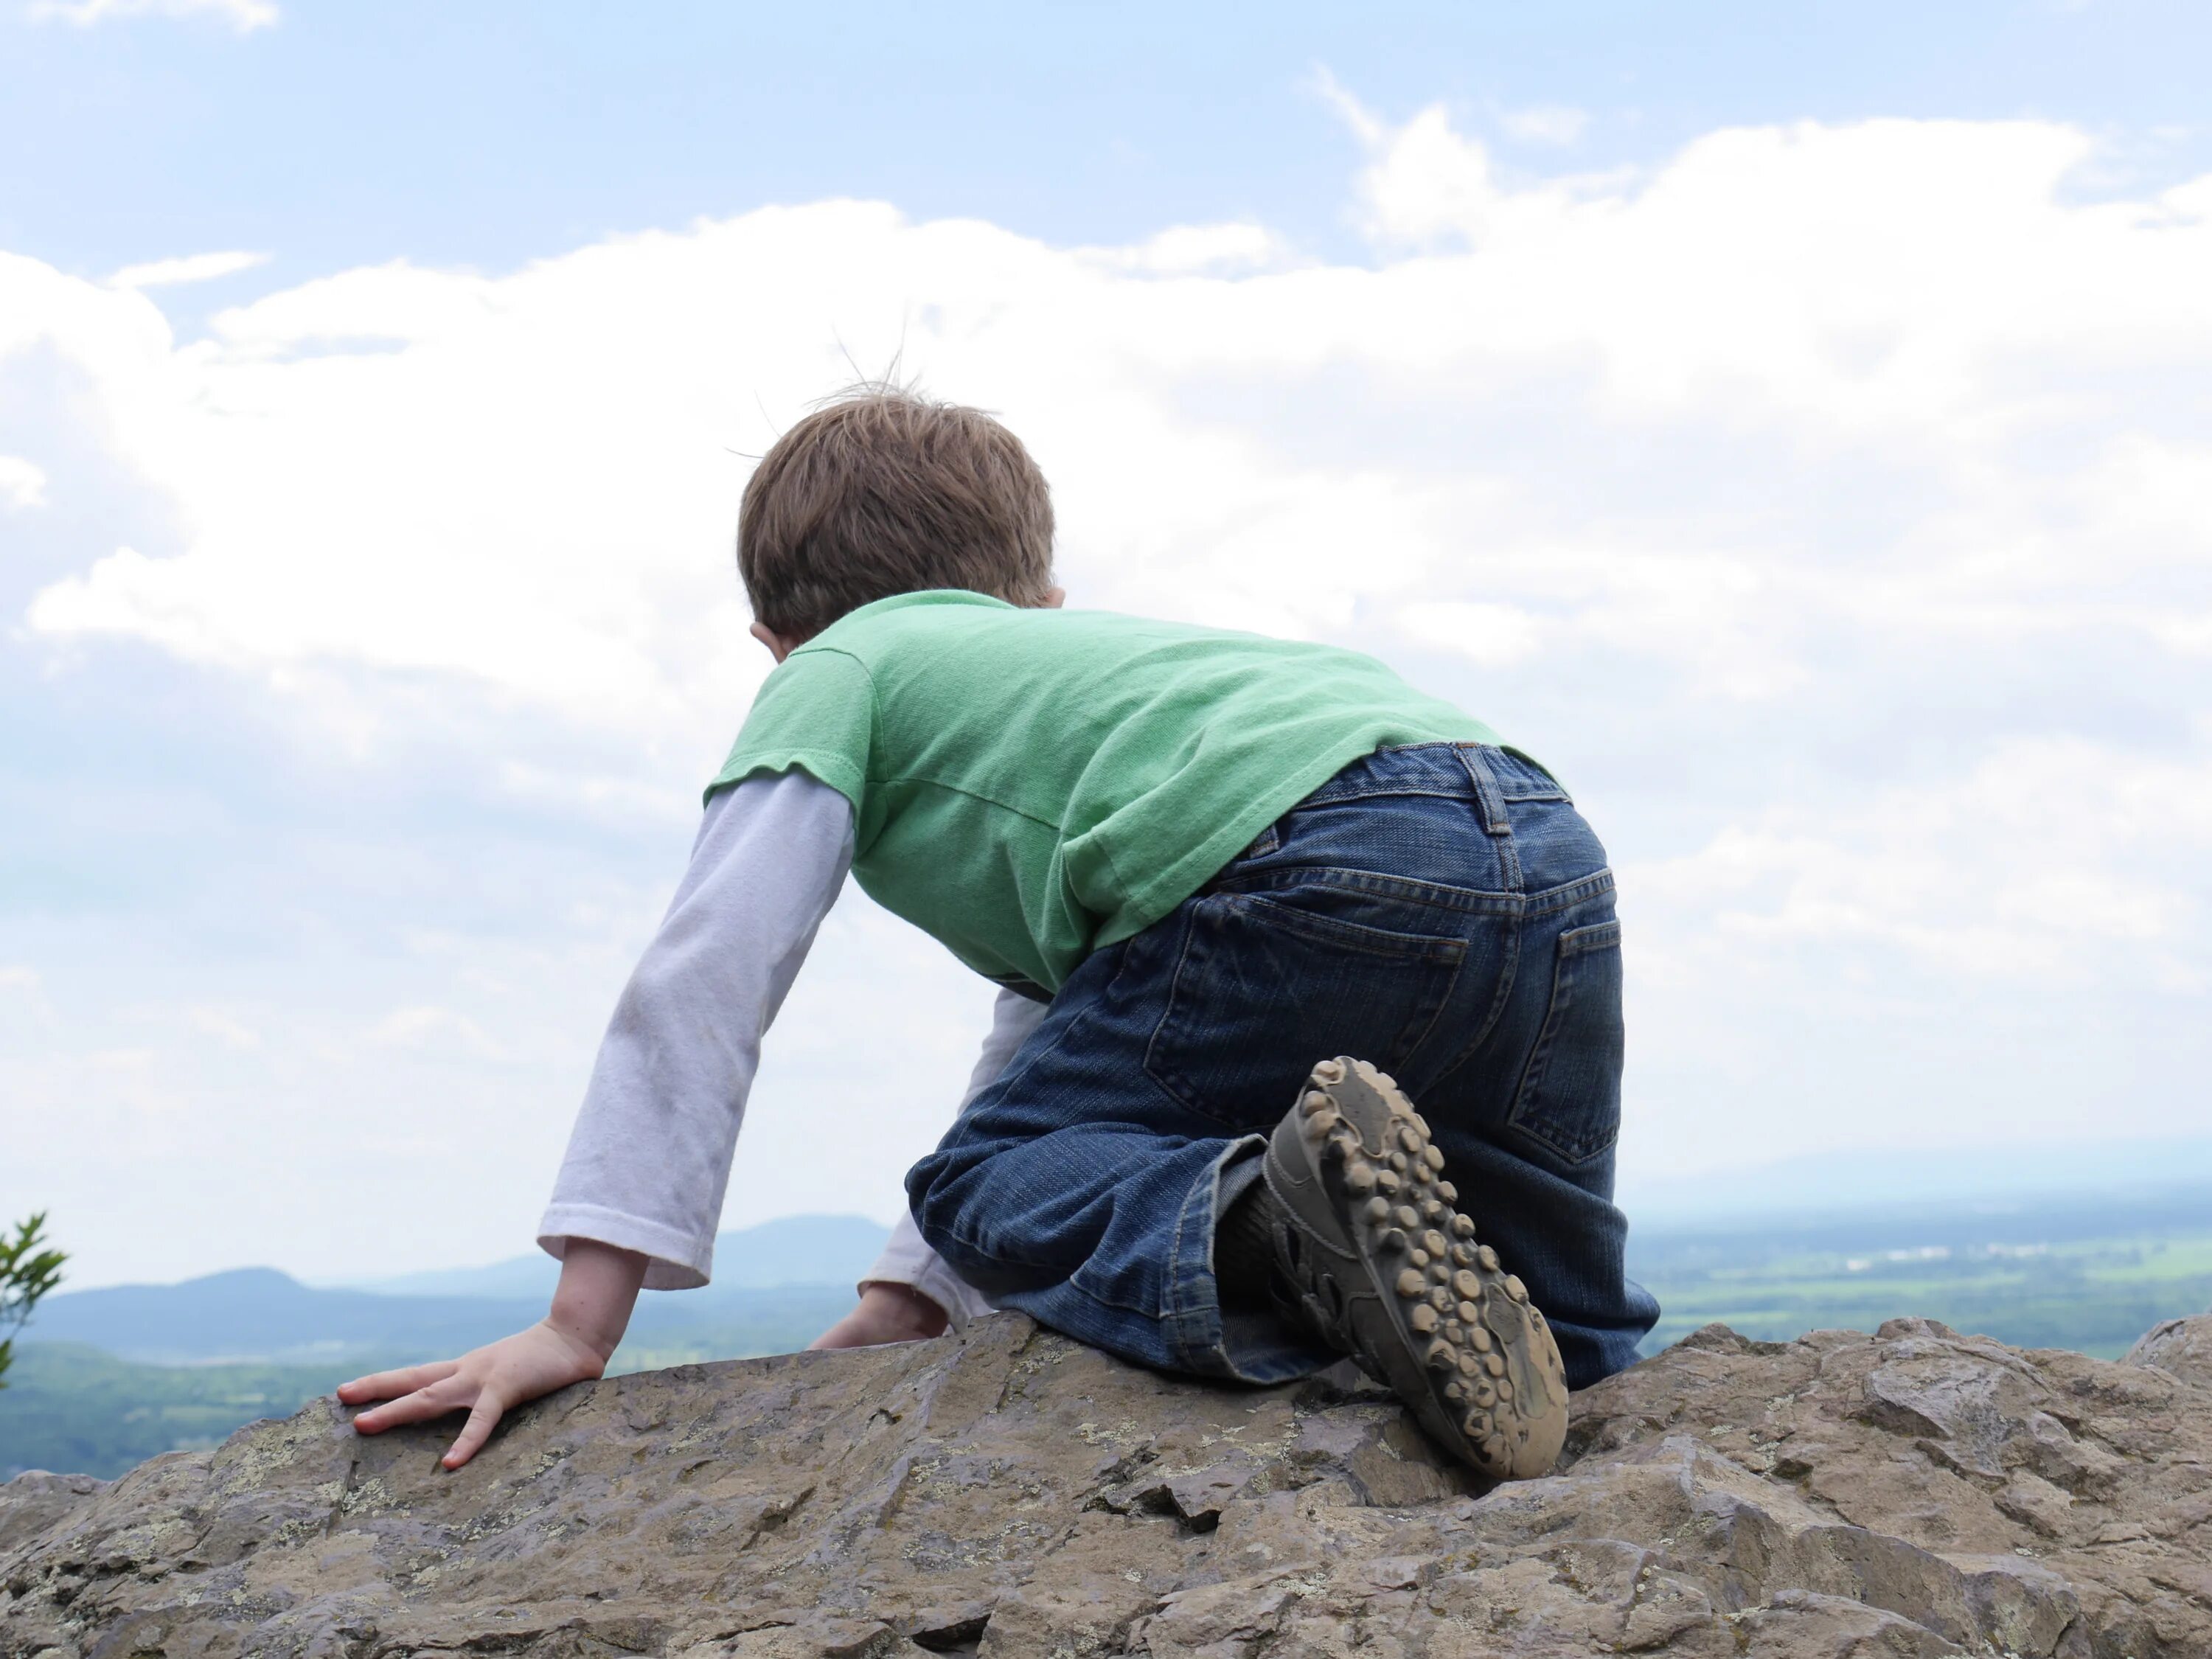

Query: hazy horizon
[34,1140,2212,1295]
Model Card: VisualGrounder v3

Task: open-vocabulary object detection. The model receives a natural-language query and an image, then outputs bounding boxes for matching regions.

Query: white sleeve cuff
[537,1203,714,1292]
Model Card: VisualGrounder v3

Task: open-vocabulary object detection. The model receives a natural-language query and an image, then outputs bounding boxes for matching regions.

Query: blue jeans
[906,742,1660,1390]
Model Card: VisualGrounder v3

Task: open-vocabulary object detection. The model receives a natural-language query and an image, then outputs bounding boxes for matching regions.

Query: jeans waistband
[1297,742,1568,812]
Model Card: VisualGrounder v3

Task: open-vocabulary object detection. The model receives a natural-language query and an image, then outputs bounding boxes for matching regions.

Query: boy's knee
[903,1147,1077,1300]
[902,1150,991,1270]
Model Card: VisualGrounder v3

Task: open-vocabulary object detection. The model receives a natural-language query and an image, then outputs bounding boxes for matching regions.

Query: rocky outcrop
[2124,1312,2212,1392]
[2,1312,2207,1658]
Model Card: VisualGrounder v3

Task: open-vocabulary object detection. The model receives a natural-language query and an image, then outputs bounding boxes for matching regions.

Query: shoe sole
[1262,1057,1569,1481]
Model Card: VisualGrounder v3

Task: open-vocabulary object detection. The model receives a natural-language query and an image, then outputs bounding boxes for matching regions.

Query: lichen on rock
[2,1310,2207,1656]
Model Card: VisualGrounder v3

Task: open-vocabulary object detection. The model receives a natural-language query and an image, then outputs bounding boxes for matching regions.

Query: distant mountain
[29,1214,893,1368]
[27,1268,858,1369]
[338,1214,894,1300]
[26,1269,549,1366]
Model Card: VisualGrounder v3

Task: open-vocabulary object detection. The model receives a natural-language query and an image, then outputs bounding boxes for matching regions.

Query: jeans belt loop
[1454,743,1512,838]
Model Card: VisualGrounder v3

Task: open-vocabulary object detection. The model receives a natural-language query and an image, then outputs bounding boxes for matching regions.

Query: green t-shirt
[708,591,1501,995]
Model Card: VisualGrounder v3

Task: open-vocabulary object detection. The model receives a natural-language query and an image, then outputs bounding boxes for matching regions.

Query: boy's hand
[808,1281,949,1349]
[338,1238,646,1469]
[338,1321,608,1468]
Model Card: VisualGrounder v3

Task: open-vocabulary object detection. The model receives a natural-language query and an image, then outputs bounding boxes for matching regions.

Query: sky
[4,1,2211,1290]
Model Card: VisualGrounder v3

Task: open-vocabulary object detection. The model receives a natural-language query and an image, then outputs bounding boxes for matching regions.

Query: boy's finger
[338,1360,460,1403]
[442,1397,506,1470]
[350,1378,472,1435]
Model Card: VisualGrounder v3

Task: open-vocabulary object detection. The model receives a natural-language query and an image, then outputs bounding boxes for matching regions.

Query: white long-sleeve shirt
[537,770,1039,1324]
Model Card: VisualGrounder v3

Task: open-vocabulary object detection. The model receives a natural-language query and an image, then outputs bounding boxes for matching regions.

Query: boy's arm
[810,987,1047,1347]
[340,770,855,1466]
[534,768,855,1286]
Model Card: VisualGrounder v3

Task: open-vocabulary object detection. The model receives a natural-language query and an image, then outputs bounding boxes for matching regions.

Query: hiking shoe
[1257,1056,1569,1481]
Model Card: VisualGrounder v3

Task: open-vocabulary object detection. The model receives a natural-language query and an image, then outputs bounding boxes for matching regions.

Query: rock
[3,1312,2208,1657]
[2125,1312,2212,1391]
[0,1473,100,1559]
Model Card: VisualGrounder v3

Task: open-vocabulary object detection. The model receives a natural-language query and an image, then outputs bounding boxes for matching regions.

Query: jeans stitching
[1453,745,1511,838]
[1425,919,1523,1096]
[1220,866,1610,917]
[1161,1144,1226,1333]
[1389,940,1470,1077]
[1305,741,1565,795]
[1217,867,1528,915]
[1525,869,1616,918]
[1560,919,1621,955]
[1238,893,1467,960]
[1295,784,1489,806]
[923,942,1142,1273]
[1165,1155,1195,1328]
[1160,1138,1281,1379]
[1506,919,1623,1166]
[1144,894,1464,1127]
[1141,901,1205,1102]
[947,1224,1194,1314]
[984,939,1131,1103]
[1298,744,1557,805]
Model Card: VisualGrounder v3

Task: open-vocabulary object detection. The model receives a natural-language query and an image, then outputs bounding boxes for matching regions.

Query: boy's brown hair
[738,387,1056,641]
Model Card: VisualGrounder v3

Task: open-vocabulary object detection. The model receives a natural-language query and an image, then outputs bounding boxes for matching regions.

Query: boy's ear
[1042,585,1065,610]
[750,622,801,664]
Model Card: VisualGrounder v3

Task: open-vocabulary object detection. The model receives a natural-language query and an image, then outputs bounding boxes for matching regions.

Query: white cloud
[1332,89,1508,247]
[1306,65,1387,150]
[1397,600,1545,669]
[0,454,45,509]
[1498,105,1590,147]
[369,1005,507,1060]
[107,250,271,290]
[24,114,2205,717]
[1094,222,1292,276]
[0,967,56,1043]
[184,1006,262,1050]
[26,0,276,30]
[1627,738,2212,980]
[11,108,2211,936]
[0,965,47,1002]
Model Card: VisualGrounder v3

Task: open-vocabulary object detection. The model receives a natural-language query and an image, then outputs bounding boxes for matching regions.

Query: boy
[341,390,1659,1481]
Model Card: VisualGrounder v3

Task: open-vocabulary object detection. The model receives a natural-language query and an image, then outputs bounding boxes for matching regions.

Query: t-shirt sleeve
[705,647,877,811]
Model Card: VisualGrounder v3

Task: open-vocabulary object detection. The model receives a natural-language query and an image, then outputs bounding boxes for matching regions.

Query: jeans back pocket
[1505,916,1624,1166]
[1144,891,1465,1130]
